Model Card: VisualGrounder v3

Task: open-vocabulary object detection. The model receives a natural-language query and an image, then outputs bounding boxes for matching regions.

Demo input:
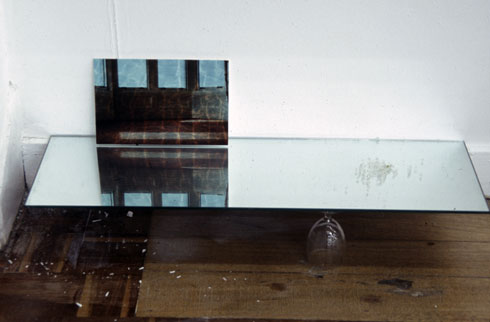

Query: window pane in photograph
[93,59,107,87]
[199,60,226,88]
[200,194,226,207]
[117,59,148,88]
[158,60,186,88]
[101,192,114,206]
[124,192,152,207]
[162,193,188,207]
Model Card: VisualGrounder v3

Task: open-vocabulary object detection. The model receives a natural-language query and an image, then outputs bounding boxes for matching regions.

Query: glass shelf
[26,136,489,212]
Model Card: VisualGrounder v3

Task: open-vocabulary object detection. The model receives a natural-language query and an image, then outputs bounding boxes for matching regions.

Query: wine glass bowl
[307,212,346,267]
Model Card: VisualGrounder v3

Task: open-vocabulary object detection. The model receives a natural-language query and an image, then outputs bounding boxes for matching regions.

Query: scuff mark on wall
[108,0,120,58]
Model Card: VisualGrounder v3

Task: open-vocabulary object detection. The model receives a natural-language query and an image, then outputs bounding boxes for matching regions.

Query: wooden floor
[1,200,489,322]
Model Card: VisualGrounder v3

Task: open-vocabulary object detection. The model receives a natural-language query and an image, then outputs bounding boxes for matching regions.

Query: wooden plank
[53,234,75,273]
[77,274,96,317]
[0,271,143,319]
[339,212,490,242]
[83,237,149,243]
[61,318,148,322]
[148,211,490,242]
[0,273,83,303]
[146,212,490,274]
[18,232,42,272]
[146,237,490,273]
[120,275,133,317]
[136,263,490,321]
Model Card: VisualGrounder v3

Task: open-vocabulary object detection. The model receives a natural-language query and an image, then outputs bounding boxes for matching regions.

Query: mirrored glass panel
[201,194,226,207]
[97,146,228,207]
[94,58,228,145]
[93,59,107,87]
[101,192,114,206]
[124,192,152,207]
[25,136,488,212]
[158,60,186,88]
[162,193,189,207]
[117,59,148,88]
[199,60,226,88]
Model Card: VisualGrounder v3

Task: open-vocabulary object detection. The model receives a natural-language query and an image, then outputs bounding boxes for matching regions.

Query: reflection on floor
[1,199,490,322]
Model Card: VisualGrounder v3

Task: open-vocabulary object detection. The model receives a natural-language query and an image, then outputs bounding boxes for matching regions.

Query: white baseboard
[23,141,48,189]
[0,137,25,248]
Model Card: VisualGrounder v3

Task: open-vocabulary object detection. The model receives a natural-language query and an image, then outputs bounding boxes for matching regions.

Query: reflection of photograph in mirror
[94,59,228,145]
[97,147,228,208]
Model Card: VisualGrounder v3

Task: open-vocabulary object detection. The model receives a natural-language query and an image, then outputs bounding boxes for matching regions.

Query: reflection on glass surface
[93,59,107,87]
[158,60,186,88]
[124,193,152,207]
[117,59,148,88]
[162,193,188,207]
[199,60,226,88]
[25,136,488,212]
[101,192,114,206]
[95,58,229,145]
[201,194,226,207]
[97,147,228,208]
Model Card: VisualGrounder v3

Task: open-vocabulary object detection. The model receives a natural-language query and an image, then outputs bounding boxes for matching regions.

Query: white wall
[4,0,490,195]
[0,1,25,247]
